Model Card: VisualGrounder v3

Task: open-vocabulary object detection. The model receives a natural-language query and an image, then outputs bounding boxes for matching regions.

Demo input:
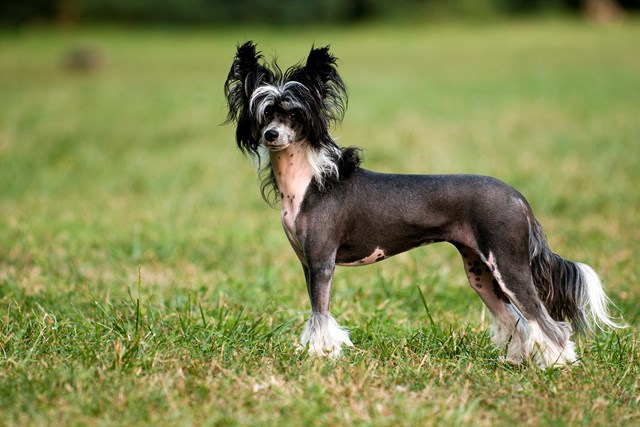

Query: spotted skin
[269,143,315,266]
[459,246,507,303]
[338,247,386,266]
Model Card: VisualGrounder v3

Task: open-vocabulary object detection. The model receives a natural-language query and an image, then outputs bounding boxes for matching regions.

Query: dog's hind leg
[458,246,528,364]
[299,258,353,358]
[485,248,576,367]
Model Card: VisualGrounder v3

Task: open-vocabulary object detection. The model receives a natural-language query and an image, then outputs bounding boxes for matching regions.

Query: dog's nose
[264,129,279,142]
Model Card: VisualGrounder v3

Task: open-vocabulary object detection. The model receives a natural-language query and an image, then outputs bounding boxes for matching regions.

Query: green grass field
[1,20,639,426]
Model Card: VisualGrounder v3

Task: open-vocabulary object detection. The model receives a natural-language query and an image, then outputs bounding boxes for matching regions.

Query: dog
[223,42,622,367]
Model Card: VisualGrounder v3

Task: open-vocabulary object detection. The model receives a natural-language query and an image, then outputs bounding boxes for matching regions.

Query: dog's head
[224,42,347,156]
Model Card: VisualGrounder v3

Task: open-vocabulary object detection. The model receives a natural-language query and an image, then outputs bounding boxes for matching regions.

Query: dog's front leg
[299,258,353,358]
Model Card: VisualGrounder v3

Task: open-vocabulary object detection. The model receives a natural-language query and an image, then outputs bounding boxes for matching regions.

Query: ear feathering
[286,45,348,127]
[223,41,275,156]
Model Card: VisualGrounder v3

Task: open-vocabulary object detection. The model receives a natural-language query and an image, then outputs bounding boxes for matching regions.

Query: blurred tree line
[1,0,638,26]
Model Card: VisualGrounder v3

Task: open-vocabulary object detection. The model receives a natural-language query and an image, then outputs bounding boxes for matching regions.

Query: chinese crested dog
[223,41,622,367]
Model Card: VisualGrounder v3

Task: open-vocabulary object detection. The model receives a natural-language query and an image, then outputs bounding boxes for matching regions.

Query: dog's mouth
[263,141,289,151]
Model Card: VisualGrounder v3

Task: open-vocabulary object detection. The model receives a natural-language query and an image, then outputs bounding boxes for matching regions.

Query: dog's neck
[269,143,315,246]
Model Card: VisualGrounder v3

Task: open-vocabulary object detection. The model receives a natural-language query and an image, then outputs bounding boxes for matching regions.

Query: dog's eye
[264,106,274,118]
[289,111,298,122]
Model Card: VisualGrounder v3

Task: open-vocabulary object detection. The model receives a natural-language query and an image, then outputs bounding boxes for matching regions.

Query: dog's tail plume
[529,217,624,334]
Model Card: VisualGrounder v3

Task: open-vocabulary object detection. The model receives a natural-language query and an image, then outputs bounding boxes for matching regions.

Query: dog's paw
[299,313,353,358]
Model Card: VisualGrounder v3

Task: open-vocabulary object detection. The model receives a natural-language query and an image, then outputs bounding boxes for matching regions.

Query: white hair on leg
[493,313,576,367]
[300,312,353,358]
[486,251,576,367]
[576,263,625,330]
[484,252,530,364]
[491,303,529,364]
[525,320,576,368]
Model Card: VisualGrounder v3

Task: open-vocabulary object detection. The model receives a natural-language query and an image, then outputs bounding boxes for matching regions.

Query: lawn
[1,20,639,426]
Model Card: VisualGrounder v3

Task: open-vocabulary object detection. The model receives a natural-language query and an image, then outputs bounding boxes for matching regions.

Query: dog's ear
[303,46,340,89]
[224,41,271,121]
[224,41,273,155]
[290,45,347,124]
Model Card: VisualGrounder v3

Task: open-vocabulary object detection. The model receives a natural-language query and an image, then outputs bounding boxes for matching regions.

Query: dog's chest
[270,148,315,259]
[280,193,304,252]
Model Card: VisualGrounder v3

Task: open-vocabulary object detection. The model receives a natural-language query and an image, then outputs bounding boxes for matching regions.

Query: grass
[1,19,640,426]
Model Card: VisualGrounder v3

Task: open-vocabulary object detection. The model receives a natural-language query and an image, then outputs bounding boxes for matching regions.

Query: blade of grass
[416,285,436,329]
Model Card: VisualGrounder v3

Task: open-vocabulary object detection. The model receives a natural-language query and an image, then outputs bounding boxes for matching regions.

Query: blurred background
[1,0,639,26]
[0,0,639,26]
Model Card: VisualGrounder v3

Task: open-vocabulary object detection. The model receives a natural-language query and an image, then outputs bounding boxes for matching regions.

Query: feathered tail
[529,217,624,334]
